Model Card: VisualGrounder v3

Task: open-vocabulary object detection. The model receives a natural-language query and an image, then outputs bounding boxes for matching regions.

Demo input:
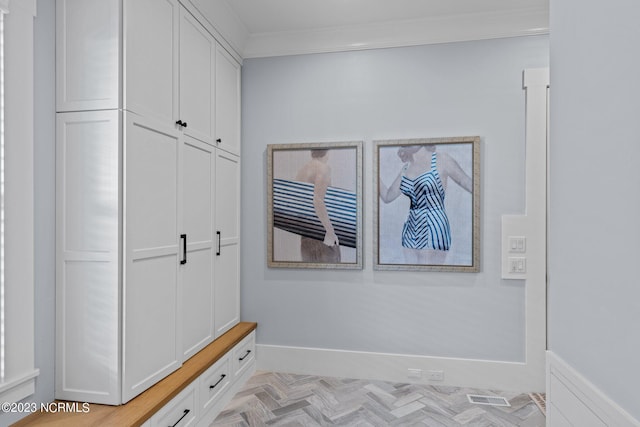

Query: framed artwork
[267,141,363,269]
[374,137,480,272]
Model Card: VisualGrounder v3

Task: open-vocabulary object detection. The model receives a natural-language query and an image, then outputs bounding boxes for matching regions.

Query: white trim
[547,351,640,427]
[0,0,38,404]
[242,8,548,58]
[0,369,38,402]
[257,344,544,393]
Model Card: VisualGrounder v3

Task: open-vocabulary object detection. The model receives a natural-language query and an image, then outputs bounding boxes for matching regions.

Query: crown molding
[241,7,549,58]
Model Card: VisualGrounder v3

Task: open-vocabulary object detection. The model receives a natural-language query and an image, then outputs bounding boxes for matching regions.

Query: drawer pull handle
[239,350,251,361]
[180,234,187,265]
[169,409,190,427]
[210,374,226,389]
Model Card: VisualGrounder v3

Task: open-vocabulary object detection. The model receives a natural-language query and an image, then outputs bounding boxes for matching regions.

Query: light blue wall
[549,0,640,420]
[241,36,549,362]
[0,0,56,425]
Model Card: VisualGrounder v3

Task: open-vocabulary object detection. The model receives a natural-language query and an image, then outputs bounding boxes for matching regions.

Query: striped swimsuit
[399,152,451,250]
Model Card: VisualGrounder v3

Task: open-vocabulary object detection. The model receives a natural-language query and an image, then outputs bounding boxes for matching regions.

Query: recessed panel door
[214,151,240,337]
[179,7,215,145]
[181,136,215,360]
[123,113,181,402]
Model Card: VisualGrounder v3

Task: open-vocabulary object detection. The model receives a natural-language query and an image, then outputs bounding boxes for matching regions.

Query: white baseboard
[547,351,640,427]
[257,344,545,393]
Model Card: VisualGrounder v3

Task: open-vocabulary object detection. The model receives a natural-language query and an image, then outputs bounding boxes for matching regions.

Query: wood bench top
[12,322,257,427]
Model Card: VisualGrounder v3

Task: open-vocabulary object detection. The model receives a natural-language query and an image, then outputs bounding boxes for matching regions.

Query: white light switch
[508,236,526,253]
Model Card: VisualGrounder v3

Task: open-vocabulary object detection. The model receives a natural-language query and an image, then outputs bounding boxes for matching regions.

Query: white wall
[241,36,549,366]
[549,0,640,421]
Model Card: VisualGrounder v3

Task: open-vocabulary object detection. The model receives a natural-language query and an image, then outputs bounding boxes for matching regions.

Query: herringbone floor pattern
[211,371,546,426]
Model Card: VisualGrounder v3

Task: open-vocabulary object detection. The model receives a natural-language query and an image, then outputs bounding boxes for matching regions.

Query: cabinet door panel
[179,9,215,144]
[183,139,213,243]
[181,138,215,359]
[125,0,179,126]
[214,152,240,337]
[181,247,213,359]
[126,118,179,251]
[58,112,120,253]
[215,44,240,155]
[124,114,180,402]
[124,255,179,402]
[214,243,239,337]
[214,152,239,240]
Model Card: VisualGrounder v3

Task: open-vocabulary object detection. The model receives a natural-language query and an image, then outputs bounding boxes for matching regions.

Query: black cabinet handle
[216,231,221,256]
[168,409,190,427]
[180,234,187,265]
[182,121,188,128]
[209,374,226,390]
[175,120,184,127]
[239,350,251,361]
[216,138,222,144]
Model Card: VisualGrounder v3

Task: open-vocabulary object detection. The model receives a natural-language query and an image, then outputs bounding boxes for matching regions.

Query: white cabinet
[56,111,184,404]
[124,0,179,125]
[214,151,241,338]
[198,354,232,415]
[55,110,121,404]
[214,44,241,156]
[55,0,241,406]
[196,331,256,427]
[149,382,198,427]
[123,113,182,401]
[179,7,216,145]
[181,137,216,360]
[56,0,120,111]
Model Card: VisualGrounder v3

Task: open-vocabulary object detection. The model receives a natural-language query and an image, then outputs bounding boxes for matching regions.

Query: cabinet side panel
[56,0,120,111]
[56,111,121,404]
[59,262,119,398]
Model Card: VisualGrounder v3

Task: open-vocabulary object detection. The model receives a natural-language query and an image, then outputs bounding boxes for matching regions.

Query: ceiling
[209,0,549,58]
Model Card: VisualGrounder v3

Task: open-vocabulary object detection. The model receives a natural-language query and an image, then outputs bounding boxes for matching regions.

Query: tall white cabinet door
[56,0,120,112]
[124,0,179,126]
[214,44,241,156]
[181,136,215,360]
[123,113,181,403]
[55,110,121,404]
[179,7,215,145]
[214,151,240,337]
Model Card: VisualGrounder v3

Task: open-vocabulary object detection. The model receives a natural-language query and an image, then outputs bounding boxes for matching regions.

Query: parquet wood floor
[211,371,546,426]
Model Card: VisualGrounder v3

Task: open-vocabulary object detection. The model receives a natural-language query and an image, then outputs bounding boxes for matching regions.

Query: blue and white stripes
[272,179,357,248]
[399,152,451,250]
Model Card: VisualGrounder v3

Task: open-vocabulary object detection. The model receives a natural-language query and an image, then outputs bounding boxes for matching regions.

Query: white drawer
[232,331,255,378]
[150,383,198,427]
[199,354,232,413]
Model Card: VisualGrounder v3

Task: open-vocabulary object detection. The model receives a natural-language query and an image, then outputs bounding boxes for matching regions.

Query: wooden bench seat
[12,322,257,427]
